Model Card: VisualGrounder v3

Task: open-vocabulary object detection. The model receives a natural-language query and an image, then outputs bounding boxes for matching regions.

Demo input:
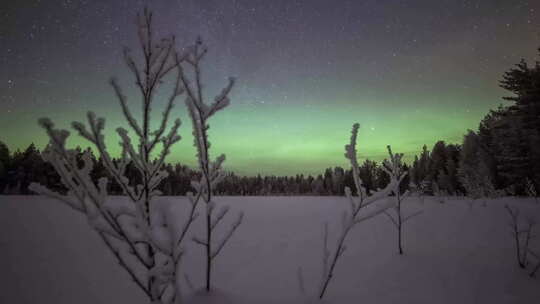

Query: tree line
[0,49,539,197]
[0,141,406,196]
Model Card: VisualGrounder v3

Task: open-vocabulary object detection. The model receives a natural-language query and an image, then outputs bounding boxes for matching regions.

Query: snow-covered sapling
[414,180,430,205]
[300,123,399,299]
[29,10,196,304]
[382,146,420,255]
[525,178,538,204]
[177,37,243,292]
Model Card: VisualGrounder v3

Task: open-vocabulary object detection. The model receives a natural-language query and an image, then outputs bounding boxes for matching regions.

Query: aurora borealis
[1,0,540,175]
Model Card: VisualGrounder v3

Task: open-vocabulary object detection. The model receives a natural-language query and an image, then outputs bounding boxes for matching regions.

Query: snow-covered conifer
[177,37,243,292]
[459,130,498,206]
[29,9,196,304]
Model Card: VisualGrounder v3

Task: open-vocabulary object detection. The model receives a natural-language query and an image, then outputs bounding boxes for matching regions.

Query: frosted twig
[317,124,399,299]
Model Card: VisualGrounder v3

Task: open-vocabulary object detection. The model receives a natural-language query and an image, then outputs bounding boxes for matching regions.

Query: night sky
[1,0,539,175]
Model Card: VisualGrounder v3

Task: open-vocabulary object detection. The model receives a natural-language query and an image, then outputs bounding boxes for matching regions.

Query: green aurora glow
[2,1,539,175]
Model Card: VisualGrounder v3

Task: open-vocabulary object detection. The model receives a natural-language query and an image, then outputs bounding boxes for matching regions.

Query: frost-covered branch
[178,37,243,292]
[316,123,397,299]
[211,212,244,260]
[97,231,151,297]
[176,191,201,248]
[28,119,154,276]
[30,9,196,304]
[382,145,416,254]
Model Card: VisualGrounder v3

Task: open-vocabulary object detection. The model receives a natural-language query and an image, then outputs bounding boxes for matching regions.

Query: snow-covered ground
[1,195,539,304]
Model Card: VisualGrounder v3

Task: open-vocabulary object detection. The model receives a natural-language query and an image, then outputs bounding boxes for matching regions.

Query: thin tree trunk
[397,192,403,255]
[515,227,524,268]
[200,119,213,292]
[206,211,212,291]
[530,260,540,277]
[319,231,348,299]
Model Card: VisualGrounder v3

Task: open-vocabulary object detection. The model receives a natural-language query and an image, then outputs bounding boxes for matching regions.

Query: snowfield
[1,195,539,304]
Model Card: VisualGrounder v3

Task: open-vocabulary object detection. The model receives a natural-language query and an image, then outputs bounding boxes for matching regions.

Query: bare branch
[383,210,399,229]
[403,210,423,223]
[110,78,143,138]
[211,212,244,260]
[211,205,230,231]
[192,236,207,247]
[98,232,151,297]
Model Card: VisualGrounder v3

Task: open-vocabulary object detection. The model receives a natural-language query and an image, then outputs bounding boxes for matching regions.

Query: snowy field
[1,195,540,304]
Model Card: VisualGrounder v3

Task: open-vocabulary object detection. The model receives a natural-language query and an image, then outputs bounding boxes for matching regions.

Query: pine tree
[493,51,540,190]
[359,159,377,194]
[458,130,497,200]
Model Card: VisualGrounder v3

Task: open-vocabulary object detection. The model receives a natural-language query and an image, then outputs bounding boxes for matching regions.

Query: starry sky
[1,0,539,175]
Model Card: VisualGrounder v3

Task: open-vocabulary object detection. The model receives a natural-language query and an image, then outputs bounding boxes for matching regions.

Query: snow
[1,195,539,303]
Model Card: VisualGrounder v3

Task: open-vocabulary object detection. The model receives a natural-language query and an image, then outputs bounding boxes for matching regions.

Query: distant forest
[0,50,539,197]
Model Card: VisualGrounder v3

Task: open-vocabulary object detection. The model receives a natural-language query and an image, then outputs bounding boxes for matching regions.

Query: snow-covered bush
[382,146,421,255]
[177,37,244,292]
[300,123,399,299]
[29,10,196,304]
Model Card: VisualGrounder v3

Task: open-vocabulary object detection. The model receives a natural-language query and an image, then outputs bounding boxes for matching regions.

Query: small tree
[414,180,431,204]
[29,10,197,304]
[299,123,400,299]
[525,178,538,204]
[382,146,421,255]
[177,37,244,292]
